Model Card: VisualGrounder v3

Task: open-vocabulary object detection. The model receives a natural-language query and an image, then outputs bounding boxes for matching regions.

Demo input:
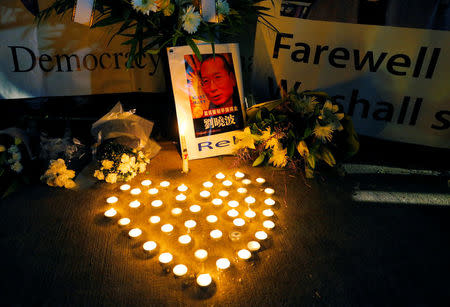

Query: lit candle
[237,249,252,260]
[180,124,189,173]
[215,172,225,180]
[237,187,247,194]
[264,198,275,206]
[244,196,256,205]
[130,188,141,195]
[206,215,218,223]
[210,229,223,239]
[256,177,266,184]
[233,218,245,227]
[160,181,170,188]
[264,188,275,195]
[149,216,161,224]
[148,188,159,195]
[161,224,174,233]
[151,199,163,208]
[184,220,197,229]
[227,209,239,218]
[203,181,214,188]
[104,208,117,217]
[159,252,173,264]
[177,184,188,192]
[143,241,157,252]
[173,264,188,277]
[244,209,256,218]
[120,184,130,191]
[200,190,211,198]
[196,273,212,287]
[178,234,192,245]
[189,205,201,213]
[118,218,130,226]
[247,241,261,252]
[216,258,230,270]
[242,179,251,185]
[263,220,275,229]
[212,198,223,206]
[234,171,245,179]
[194,249,208,261]
[255,230,268,240]
[218,190,229,197]
[106,196,118,204]
[141,179,152,186]
[129,200,141,208]
[228,200,239,208]
[222,180,232,187]
[175,194,187,202]
[128,228,142,238]
[171,208,182,216]
[262,209,274,217]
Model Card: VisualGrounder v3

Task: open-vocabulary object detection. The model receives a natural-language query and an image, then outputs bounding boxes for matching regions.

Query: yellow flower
[101,160,114,170]
[94,169,105,180]
[297,140,309,157]
[234,127,256,150]
[117,162,131,174]
[0,145,5,152]
[265,137,279,149]
[121,154,130,163]
[269,142,288,167]
[313,124,334,143]
[258,128,272,141]
[11,161,23,173]
[49,159,66,173]
[64,179,76,189]
[138,162,146,173]
[105,173,118,184]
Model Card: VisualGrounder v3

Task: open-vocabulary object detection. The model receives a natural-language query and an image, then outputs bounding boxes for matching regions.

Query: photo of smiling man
[185,53,245,137]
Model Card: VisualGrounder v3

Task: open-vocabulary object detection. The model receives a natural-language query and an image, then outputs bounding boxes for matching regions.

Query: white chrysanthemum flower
[11,161,23,173]
[182,6,201,34]
[269,142,288,167]
[12,152,21,161]
[132,0,157,14]
[313,124,334,143]
[8,145,19,154]
[216,0,230,22]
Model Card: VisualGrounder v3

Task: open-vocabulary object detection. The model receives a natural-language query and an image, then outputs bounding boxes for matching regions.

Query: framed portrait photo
[168,43,246,160]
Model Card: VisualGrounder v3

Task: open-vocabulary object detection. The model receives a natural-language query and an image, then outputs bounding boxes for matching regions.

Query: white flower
[182,6,201,34]
[8,145,19,154]
[269,142,288,167]
[11,161,23,173]
[132,0,157,14]
[12,152,21,162]
[101,160,114,170]
[121,154,130,163]
[216,0,230,22]
[105,173,118,184]
[313,123,334,143]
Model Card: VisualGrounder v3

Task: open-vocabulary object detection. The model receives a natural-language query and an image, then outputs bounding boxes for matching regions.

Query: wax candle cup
[104,208,117,217]
[161,224,174,233]
[178,234,192,244]
[264,198,275,206]
[194,249,208,261]
[229,231,242,241]
[118,218,130,226]
[177,184,188,192]
[212,198,223,206]
[160,181,170,188]
[149,216,161,224]
[264,188,275,195]
[173,264,188,277]
[228,200,239,208]
[222,180,232,187]
[255,231,268,240]
[128,228,142,238]
[216,258,231,270]
[120,184,131,191]
[235,171,245,179]
[141,179,152,186]
[171,208,182,216]
[215,172,225,180]
[263,220,275,229]
[106,196,118,204]
[184,220,197,229]
[175,194,187,202]
[227,209,239,218]
[203,181,213,188]
[159,252,173,264]
[242,179,251,185]
[129,200,141,208]
[130,188,141,195]
[245,196,256,204]
[143,241,157,252]
[256,177,266,184]
[218,190,229,197]
[244,209,256,218]
[197,274,212,287]
[237,187,247,194]
[200,190,211,198]
[210,229,223,239]
[148,188,159,195]
[206,215,218,223]
[238,249,252,260]
[151,200,163,208]
[247,241,261,252]
[263,209,274,217]
[233,218,245,227]
[189,205,201,213]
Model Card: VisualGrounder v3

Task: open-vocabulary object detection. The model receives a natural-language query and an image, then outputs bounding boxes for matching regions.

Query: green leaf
[256,110,262,122]
[288,129,296,139]
[186,37,202,61]
[287,141,295,157]
[305,165,314,178]
[92,16,124,28]
[319,147,336,167]
[306,154,315,169]
[252,152,266,167]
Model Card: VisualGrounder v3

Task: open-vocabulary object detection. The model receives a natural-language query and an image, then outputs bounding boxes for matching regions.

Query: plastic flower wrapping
[235,90,360,178]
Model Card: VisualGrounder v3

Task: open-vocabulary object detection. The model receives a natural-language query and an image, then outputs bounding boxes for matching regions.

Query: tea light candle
[237,249,252,260]
[206,215,218,223]
[118,218,130,226]
[233,218,245,227]
[200,190,211,198]
[216,258,230,270]
[178,234,191,245]
[242,179,251,185]
[210,229,223,239]
[212,198,223,206]
[197,273,212,287]
[203,181,214,188]
[218,190,229,197]
[263,209,274,217]
[237,187,247,194]
[264,198,275,206]
[151,199,163,208]
[106,196,118,204]
[149,216,161,224]
[244,209,256,218]
[222,180,232,187]
[141,179,152,186]
[148,188,159,195]
[173,264,188,277]
[177,184,188,192]
[104,208,117,217]
[215,172,225,180]
[130,188,141,195]
[175,194,187,202]
[194,249,208,261]
[159,252,173,264]
[129,200,141,208]
[256,177,266,184]
[263,220,275,229]
[255,230,268,240]
[228,200,239,208]
[235,171,245,179]
[120,184,131,191]
[247,241,261,252]
[128,228,142,238]
[245,196,256,205]
[227,209,239,218]
[184,220,197,229]
[160,181,170,188]
[171,208,182,216]
[143,241,157,252]
[161,224,174,233]
[264,188,275,195]
[189,205,201,213]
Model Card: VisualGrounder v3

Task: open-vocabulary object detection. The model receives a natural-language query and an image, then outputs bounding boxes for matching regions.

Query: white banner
[252,1,449,149]
[0,0,165,99]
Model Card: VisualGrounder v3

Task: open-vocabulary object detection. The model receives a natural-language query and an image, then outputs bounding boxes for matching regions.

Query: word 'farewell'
[273,33,441,79]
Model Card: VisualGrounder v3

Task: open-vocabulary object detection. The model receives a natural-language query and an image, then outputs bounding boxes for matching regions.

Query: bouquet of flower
[234,90,359,178]
[40,158,77,189]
